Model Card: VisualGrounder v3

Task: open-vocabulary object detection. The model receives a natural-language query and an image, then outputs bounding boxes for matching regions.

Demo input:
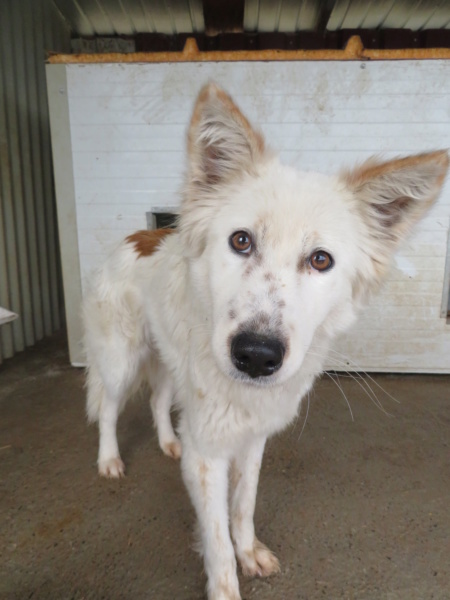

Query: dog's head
[179,83,448,386]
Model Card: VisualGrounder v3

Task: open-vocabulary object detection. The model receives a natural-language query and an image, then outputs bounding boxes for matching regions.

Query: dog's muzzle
[231,332,285,379]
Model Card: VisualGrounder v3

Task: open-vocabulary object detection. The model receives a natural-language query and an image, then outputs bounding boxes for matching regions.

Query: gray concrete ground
[1,332,449,600]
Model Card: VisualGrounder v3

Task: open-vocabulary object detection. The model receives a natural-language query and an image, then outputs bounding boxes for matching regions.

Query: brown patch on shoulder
[126,228,175,258]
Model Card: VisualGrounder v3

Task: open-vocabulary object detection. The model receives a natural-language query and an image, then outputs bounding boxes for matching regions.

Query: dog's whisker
[297,391,311,441]
[326,361,391,416]
[323,371,354,421]
[329,368,392,417]
[309,344,399,407]
[306,349,393,417]
[324,347,400,406]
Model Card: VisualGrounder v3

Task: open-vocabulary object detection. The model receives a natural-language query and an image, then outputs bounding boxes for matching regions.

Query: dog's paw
[98,457,125,478]
[161,439,182,460]
[238,539,280,578]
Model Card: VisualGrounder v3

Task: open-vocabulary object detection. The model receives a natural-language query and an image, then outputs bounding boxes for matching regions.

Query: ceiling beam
[317,0,336,32]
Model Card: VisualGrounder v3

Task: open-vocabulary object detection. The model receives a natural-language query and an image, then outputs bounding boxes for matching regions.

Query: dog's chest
[183,370,313,453]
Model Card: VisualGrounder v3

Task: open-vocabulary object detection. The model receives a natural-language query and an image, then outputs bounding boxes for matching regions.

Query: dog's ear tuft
[187,83,266,188]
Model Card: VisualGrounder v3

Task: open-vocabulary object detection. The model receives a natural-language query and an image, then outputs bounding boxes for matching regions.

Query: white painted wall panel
[49,60,450,371]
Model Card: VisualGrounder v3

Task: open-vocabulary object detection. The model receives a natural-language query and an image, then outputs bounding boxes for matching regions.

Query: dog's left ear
[342,150,448,279]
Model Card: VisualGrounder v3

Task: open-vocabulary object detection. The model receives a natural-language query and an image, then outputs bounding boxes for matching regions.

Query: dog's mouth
[230,331,286,380]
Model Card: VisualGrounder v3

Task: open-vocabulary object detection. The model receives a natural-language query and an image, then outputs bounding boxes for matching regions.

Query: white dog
[83,83,448,600]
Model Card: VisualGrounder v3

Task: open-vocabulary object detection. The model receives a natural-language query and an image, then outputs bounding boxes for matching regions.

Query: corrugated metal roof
[52,0,205,36]
[51,0,450,36]
[327,0,450,30]
[245,0,326,32]
[246,0,450,32]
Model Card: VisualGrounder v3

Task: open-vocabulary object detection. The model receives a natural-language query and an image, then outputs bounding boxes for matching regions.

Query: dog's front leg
[230,436,280,578]
[181,438,241,600]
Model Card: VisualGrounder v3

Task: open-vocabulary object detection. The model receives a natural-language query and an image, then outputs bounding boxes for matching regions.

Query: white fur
[83,84,448,599]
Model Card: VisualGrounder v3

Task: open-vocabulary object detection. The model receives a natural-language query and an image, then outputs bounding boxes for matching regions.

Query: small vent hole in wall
[146,209,178,230]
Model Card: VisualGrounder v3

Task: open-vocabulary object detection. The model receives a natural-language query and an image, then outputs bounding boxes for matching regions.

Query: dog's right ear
[179,84,267,257]
[186,83,266,188]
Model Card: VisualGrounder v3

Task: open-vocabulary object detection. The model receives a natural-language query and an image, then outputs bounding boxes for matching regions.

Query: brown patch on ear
[187,83,266,187]
[372,195,411,228]
[343,150,449,241]
[212,85,265,155]
[343,150,449,191]
[189,84,265,156]
[126,228,175,258]
[204,145,228,185]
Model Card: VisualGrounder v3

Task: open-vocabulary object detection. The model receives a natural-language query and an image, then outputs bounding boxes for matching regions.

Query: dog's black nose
[231,332,285,378]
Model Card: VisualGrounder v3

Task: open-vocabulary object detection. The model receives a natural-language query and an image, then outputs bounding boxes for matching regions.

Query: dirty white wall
[47,60,450,371]
[0,0,71,363]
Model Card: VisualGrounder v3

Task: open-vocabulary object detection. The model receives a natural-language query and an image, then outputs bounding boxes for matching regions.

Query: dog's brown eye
[310,250,333,272]
[229,231,252,255]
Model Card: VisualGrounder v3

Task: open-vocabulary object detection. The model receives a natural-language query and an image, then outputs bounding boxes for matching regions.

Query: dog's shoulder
[125,228,175,259]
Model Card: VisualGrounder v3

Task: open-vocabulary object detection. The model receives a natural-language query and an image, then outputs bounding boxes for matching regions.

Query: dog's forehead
[253,210,319,247]
[230,166,345,229]
[213,163,358,262]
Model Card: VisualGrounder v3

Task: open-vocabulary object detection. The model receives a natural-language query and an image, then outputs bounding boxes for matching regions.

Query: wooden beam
[48,35,450,64]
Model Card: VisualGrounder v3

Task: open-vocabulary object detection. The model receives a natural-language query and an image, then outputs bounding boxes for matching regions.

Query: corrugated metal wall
[0,0,71,363]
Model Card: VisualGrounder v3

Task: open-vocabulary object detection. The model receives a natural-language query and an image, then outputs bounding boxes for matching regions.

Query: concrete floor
[1,332,450,600]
